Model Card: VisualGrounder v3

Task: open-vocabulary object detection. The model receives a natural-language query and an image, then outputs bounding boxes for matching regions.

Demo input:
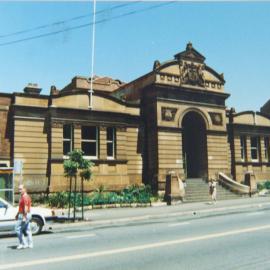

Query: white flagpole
[89,0,96,109]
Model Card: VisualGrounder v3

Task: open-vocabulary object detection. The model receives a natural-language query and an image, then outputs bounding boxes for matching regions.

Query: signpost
[14,159,23,185]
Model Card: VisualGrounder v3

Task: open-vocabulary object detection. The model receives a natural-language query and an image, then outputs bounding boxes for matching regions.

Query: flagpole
[89,0,96,109]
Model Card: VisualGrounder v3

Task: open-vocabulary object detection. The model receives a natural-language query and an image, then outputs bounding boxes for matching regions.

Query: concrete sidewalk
[52,196,270,230]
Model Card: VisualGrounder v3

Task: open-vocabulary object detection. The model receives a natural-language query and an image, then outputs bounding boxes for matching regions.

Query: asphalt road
[1,208,270,270]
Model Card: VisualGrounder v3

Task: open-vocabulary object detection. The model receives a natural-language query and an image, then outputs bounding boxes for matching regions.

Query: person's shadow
[7,245,18,250]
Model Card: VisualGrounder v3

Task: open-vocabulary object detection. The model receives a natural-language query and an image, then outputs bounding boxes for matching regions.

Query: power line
[0,2,175,47]
[0,2,138,39]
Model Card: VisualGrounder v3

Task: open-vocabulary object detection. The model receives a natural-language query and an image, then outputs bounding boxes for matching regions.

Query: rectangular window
[240,136,247,161]
[81,126,98,158]
[264,137,270,161]
[63,124,73,155]
[107,127,116,159]
[251,136,259,161]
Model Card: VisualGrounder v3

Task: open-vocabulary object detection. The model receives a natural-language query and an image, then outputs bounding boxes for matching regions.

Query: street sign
[13,159,23,174]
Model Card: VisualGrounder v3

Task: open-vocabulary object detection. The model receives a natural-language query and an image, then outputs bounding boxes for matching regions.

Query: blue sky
[0,1,270,112]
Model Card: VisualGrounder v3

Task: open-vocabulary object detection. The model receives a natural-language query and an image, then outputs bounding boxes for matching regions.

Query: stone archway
[182,111,208,178]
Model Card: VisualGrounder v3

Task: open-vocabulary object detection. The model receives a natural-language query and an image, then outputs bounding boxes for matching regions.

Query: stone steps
[184,178,245,202]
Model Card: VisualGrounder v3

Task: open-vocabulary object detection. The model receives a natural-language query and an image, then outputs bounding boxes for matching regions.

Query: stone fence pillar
[244,171,257,196]
[164,171,185,205]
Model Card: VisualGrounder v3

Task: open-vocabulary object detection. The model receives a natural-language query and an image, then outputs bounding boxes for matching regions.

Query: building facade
[1,43,270,195]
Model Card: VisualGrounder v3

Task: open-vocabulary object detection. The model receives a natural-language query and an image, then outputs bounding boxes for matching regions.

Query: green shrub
[31,193,48,206]
[104,192,122,204]
[89,192,104,205]
[87,184,152,205]
[257,182,264,191]
[48,192,91,208]
[264,180,270,190]
[48,192,69,208]
[120,184,151,204]
[48,184,152,208]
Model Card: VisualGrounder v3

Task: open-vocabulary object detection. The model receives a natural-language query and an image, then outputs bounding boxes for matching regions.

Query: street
[1,206,270,270]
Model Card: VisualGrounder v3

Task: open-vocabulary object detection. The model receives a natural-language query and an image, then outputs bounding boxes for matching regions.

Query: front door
[182,111,208,178]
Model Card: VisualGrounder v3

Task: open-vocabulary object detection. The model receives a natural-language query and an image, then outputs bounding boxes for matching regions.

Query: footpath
[52,196,270,231]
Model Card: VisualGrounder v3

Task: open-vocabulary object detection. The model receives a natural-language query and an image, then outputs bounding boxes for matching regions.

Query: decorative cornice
[235,161,270,166]
[50,158,128,165]
[232,124,270,135]
[206,130,227,136]
[153,84,230,107]
[157,97,227,110]
[93,159,128,165]
[158,126,182,133]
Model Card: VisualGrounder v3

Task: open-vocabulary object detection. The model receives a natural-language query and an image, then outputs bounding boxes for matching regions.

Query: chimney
[23,83,42,95]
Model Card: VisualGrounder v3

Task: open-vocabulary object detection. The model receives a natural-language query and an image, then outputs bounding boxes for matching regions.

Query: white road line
[66,233,96,239]
[1,224,270,269]
[168,222,190,227]
[246,212,264,216]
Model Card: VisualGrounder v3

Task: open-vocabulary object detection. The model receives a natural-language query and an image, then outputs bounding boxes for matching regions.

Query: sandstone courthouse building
[1,43,270,198]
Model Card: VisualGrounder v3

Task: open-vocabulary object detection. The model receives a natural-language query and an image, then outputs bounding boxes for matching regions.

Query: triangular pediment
[174,42,205,63]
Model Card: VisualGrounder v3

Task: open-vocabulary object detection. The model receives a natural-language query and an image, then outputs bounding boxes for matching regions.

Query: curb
[54,202,154,215]
[51,201,270,231]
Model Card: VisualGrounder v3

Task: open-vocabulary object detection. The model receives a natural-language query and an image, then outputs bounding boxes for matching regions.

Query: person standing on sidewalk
[15,184,33,249]
[209,179,217,203]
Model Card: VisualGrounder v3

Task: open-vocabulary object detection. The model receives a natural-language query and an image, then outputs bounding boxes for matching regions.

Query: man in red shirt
[15,184,33,249]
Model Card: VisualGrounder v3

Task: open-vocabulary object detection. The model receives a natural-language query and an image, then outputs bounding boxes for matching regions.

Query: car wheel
[30,217,43,235]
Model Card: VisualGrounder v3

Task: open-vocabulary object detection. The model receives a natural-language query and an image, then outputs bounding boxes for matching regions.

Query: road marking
[246,212,264,216]
[1,224,270,269]
[66,233,96,239]
[168,222,190,227]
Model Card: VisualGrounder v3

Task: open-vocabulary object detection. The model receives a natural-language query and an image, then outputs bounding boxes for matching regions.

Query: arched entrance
[182,111,208,178]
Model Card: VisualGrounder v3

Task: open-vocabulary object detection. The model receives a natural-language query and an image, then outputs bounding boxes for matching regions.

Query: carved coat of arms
[179,61,205,87]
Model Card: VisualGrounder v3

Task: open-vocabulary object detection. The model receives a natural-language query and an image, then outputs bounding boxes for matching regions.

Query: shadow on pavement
[7,245,18,250]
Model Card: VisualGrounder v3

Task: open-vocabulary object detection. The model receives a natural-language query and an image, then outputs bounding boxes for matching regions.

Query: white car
[0,197,57,235]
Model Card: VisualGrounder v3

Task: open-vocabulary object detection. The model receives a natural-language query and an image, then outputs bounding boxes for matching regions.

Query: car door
[0,200,16,232]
